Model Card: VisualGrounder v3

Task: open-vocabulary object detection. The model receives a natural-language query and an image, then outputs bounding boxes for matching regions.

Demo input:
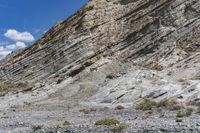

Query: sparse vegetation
[95,118,120,126]
[79,108,96,114]
[185,107,193,116]
[176,118,183,122]
[79,109,90,114]
[99,107,109,112]
[145,110,153,115]
[136,98,180,111]
[159,111,166,118]
[111,123,126,132]
[190,76,200,80]
[176,107,193,118]
[178,78,185,82]
[95,118,126,132]
[176,111,185,118]
[196,105,200,114]
[63,120,71,126]
[115,105,125,110]
[31,124,43,131]
[157,99,178,109]
[136,98,157,111]
[187,102,200,114]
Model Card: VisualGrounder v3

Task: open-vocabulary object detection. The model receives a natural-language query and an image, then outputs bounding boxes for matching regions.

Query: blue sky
[0,0,88,59]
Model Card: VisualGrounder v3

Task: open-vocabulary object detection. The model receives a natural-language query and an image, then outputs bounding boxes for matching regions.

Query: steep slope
[0,0,199,82]
[0,0,200,106]
[1,0,200,132]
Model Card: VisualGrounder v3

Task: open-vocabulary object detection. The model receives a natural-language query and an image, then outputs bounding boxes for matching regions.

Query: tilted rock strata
[0,0,199,82]
[0,0,199,104]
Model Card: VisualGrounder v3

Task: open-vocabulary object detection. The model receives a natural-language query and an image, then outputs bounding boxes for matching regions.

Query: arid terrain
[0,0,200,132]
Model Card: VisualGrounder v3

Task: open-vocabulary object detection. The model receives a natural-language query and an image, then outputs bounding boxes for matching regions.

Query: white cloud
[4,29,35,42]
[6,42,26,50]
[0,42,27,60]
[0,46,12,60]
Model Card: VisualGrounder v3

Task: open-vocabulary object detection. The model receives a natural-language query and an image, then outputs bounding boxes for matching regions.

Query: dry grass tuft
[111,123,126,132]
[79,108,96,114]
[136,98,157,111]
[115,105,125,110]
[63,120,71,126]
[95,118,120,126]
[31,124,43,131]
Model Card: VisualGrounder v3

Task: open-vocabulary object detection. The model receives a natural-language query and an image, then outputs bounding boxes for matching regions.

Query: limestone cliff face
[0,0,200,87]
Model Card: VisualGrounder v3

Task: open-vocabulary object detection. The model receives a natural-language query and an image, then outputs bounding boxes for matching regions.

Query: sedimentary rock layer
[0,0,199,83]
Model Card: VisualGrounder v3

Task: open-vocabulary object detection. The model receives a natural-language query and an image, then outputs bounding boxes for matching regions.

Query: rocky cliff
[1,0,199,81]
[0,0,200,132]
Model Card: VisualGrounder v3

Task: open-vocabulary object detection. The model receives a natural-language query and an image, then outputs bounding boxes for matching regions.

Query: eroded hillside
[0,0,200,132]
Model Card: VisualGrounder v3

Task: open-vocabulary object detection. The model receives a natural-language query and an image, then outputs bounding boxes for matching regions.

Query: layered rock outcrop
[0,0,199,81]
[1,1,200,132]
[0,0,200,105]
